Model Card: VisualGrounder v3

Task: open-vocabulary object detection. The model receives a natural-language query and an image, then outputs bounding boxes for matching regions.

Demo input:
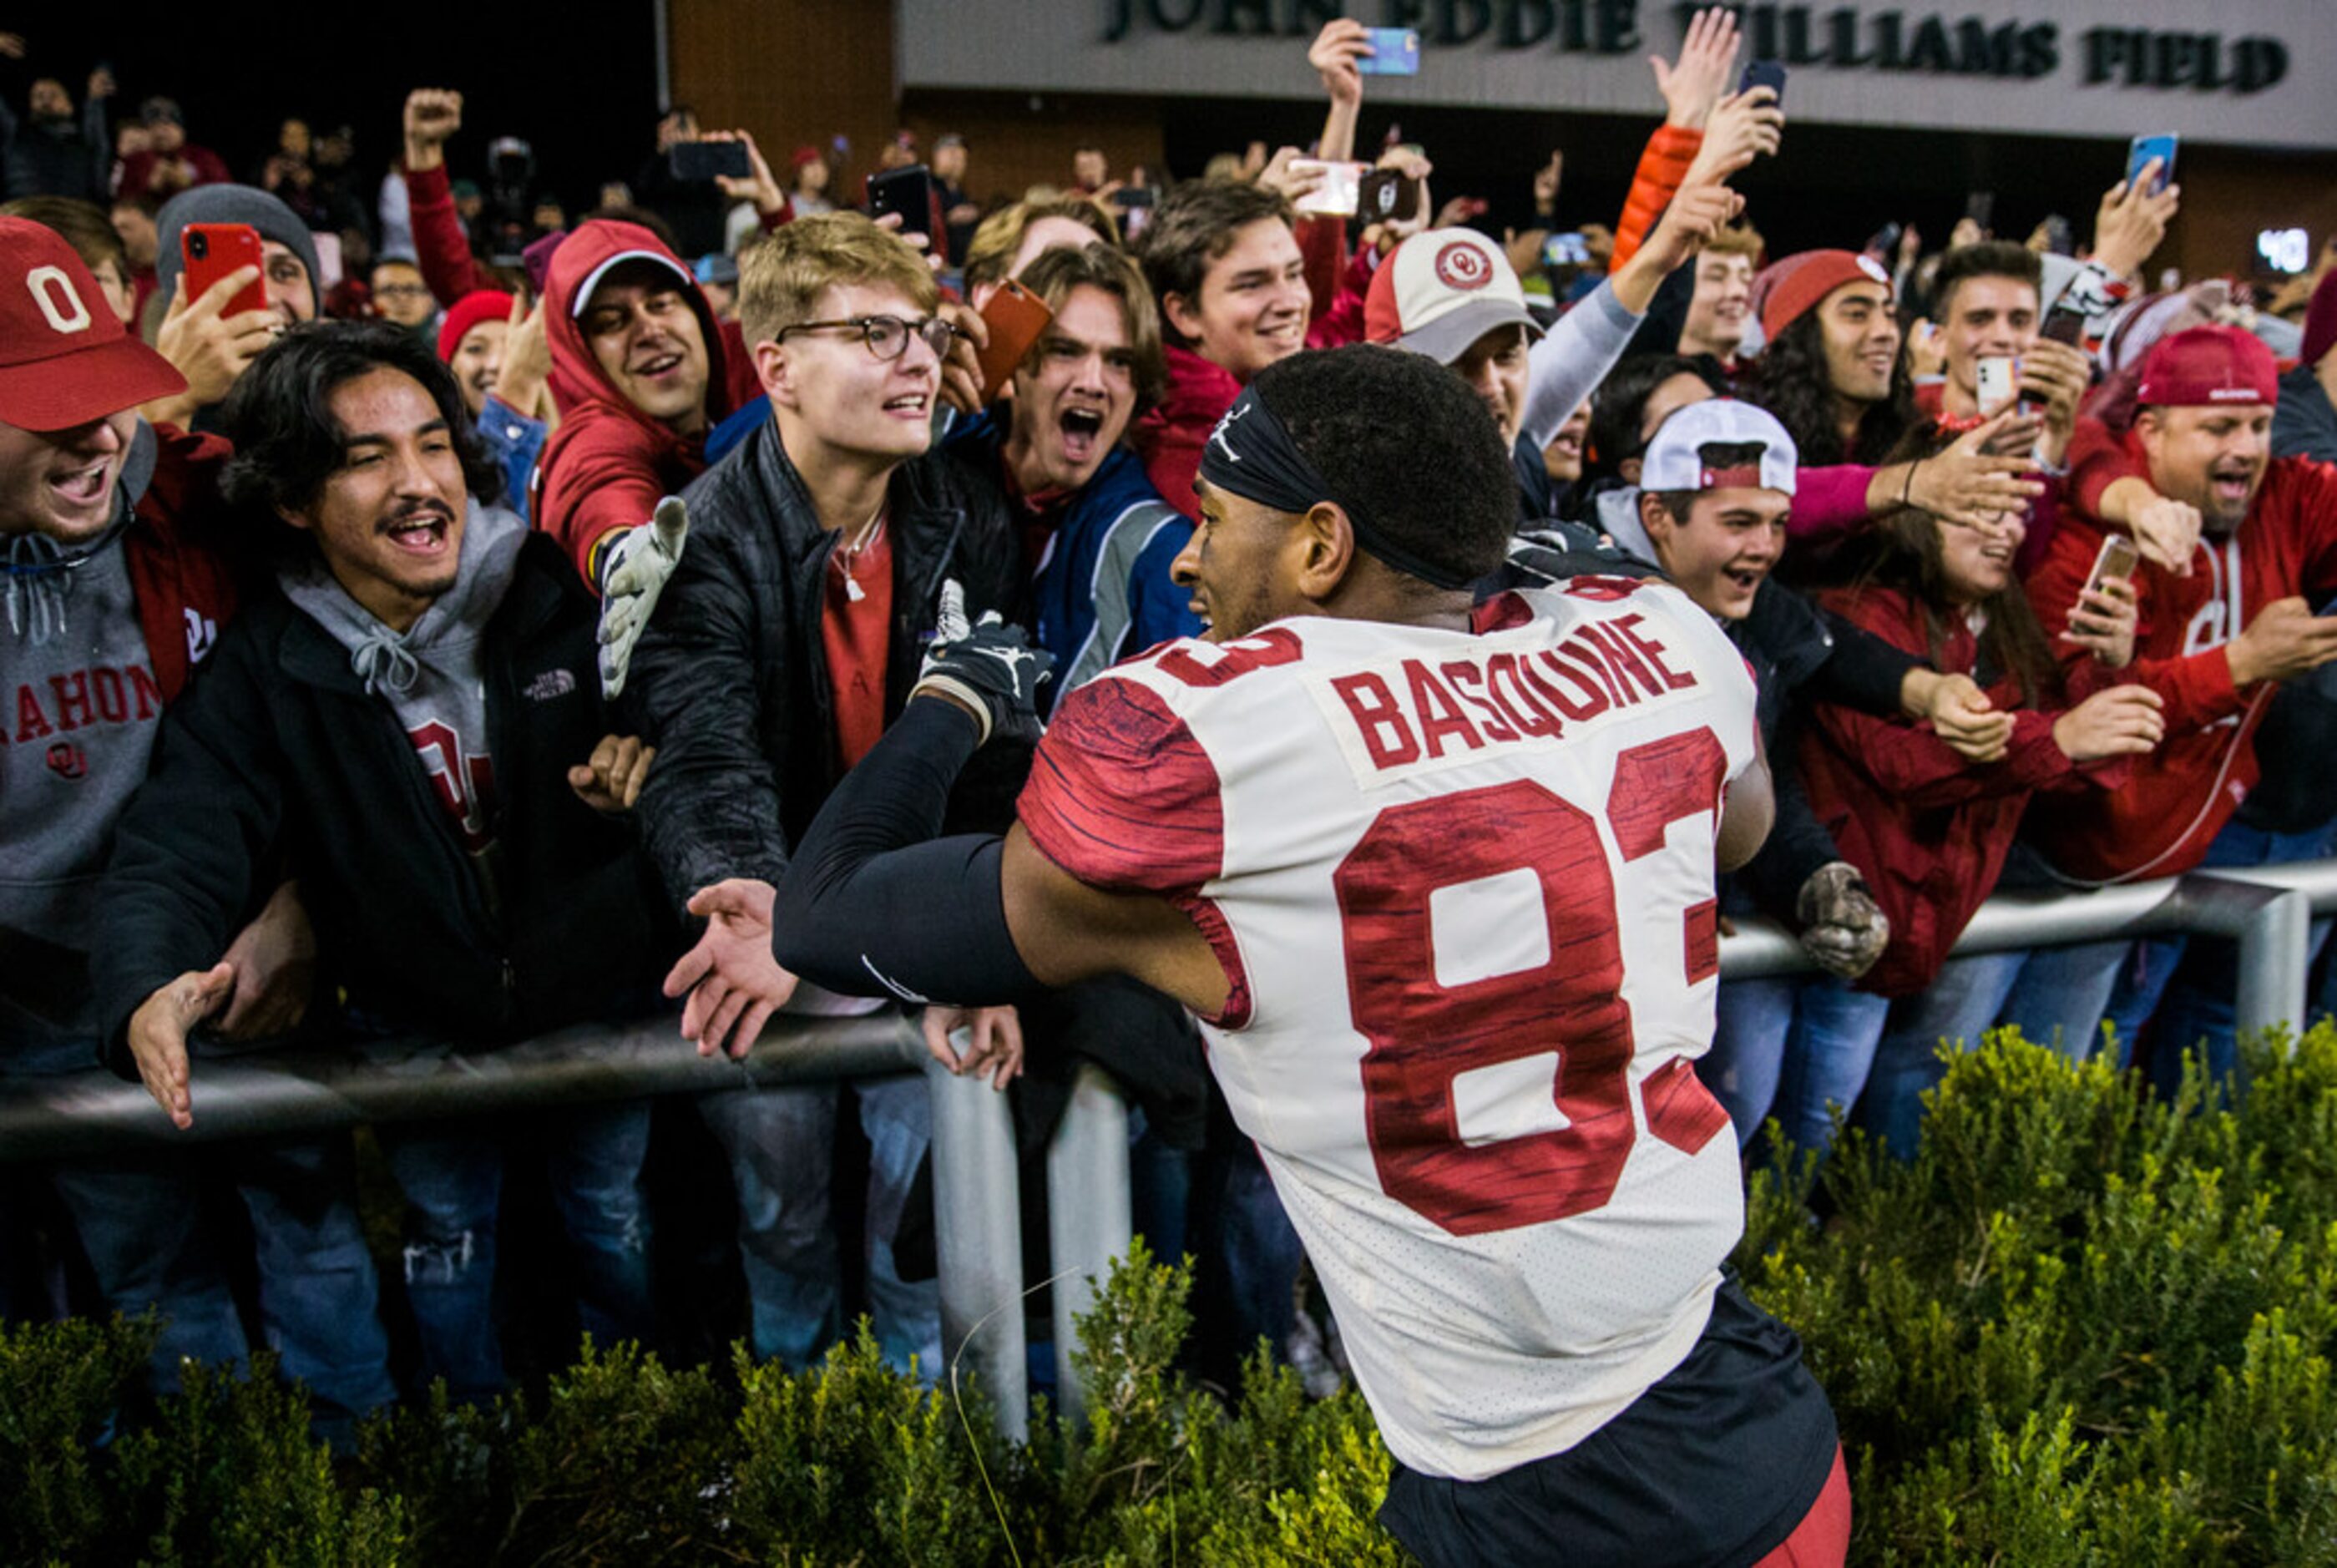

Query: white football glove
[596,496,690,700]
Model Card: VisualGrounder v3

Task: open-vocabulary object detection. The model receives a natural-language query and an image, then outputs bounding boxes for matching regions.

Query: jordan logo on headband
[1206,401,1251,465]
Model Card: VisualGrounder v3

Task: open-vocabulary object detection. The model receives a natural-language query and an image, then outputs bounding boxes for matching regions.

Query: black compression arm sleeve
[768,696,1046,1008]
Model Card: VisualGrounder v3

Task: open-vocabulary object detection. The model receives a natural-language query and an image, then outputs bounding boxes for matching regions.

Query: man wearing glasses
[620,213,1023,1377]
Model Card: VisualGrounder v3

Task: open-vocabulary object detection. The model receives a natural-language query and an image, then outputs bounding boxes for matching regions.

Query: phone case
[182,224,268,317]
[974,279,1054,401]
[1357,28,1420,74]
[2126,135,2178,195]
[870,166,945,259]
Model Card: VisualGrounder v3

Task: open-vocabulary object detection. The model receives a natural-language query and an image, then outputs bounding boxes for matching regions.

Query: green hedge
[11,1024,2337,1565]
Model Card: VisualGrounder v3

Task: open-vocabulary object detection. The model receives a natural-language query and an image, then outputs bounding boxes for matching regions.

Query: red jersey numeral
[1155,628,1303,688]
[1335,729,1731,1237]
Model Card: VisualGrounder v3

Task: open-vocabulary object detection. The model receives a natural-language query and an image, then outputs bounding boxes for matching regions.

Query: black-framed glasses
[776,314,959,362]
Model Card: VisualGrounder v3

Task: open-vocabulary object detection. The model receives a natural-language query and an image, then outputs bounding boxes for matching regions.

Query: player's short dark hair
[1931,240,2042,316]
[1136,179,1292,338]
[1250,344,1515,589]
[220,319,502,519]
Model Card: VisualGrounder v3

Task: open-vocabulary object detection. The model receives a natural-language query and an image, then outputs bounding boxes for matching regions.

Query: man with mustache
[2026,325,2337,1080]
[95,320,672,1405]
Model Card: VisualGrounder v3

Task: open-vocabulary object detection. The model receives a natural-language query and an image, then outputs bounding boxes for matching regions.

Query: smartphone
[1358,27,1420,75]
[1975,354,2019,416]
[1542,231,1591,268]
[2038,302,2088,346]
[2041,214,2075,256]
[1740,58,1788,104]
[2087,534,2141,594]
[1868,221,1903,258]
[1110,186,1155,209]
[669,141,752,182]
[1965,190,1996,231]
[868,164,946,258]
[1290,159,1367,218]
[974,277,1054,402]
[181,223,267,316]
[1357,168,1419,225]
[2127,134,2178,196]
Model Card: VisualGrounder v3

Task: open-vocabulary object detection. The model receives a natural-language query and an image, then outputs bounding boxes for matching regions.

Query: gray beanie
[154,185,324,310]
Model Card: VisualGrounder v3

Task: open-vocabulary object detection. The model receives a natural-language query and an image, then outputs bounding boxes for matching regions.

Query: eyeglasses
[775,314,959,362]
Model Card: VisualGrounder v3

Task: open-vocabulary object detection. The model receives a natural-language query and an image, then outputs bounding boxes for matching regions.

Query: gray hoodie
[279,500,528,897]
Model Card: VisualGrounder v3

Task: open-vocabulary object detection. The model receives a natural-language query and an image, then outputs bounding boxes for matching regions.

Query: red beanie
[1755,249,1894,344]
[2302,269,2337,369]
[2137,324,2278,409]
[437,289,514,362]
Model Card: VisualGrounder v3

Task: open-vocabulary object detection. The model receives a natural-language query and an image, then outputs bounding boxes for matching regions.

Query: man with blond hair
[622,214,1023,1374]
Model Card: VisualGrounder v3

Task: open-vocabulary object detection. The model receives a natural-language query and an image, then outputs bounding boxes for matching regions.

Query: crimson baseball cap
[2137,324,2278,408]
[0,218,185,431]
[1366,229,1542,365]
[1640,398,1799,495]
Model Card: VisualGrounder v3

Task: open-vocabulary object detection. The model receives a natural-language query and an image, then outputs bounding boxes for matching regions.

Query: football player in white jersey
[675,346,1850,1565]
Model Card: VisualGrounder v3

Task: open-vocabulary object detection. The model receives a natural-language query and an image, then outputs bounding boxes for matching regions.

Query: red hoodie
[2023,446,2337,883]
[531,220,761,587]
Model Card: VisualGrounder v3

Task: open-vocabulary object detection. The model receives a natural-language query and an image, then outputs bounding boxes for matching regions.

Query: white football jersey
[1019,579,1759,1481]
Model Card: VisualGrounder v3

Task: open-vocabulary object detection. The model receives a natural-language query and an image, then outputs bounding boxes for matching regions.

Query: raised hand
[1650,6,1744,129]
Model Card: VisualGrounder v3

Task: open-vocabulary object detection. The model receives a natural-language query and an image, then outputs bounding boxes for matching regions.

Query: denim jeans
[1,1036,393,1435]
[1766,977,1892,1163]
[697,1073,939,1378]
[377,1103,655,1403]
[1703,975,1796,1147]
[2107,819,2337,1094]
[1854,950,2031,1161]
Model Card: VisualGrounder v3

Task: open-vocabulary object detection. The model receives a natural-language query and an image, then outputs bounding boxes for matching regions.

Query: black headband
[1195,384,1476,590]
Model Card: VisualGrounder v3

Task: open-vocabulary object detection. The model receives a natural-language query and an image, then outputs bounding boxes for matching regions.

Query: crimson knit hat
[1754,249,1893,344]
[2136,324,2278,408]
[0,217,184,430]
[437,289,513,362]
[2301,268,2337,370]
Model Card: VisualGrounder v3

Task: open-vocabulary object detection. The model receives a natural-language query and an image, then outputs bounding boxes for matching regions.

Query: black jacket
[95,534,669,1069]
[622,417,1028,916]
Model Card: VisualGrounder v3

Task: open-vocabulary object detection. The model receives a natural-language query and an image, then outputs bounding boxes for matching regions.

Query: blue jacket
[478,394,548,524]
[944,413,1200,703]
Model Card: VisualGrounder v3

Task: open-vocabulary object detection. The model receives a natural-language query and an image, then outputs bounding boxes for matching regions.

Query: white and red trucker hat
[1639,397,1800,496]
[1365,228,1542,364]
[0,217,185,431]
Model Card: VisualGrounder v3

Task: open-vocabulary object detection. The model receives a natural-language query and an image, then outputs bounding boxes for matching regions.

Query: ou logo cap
[1363,226,1544,368]
[0,217,185,432]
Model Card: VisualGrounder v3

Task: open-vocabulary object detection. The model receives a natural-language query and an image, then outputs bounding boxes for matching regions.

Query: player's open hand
[667,878,800,1059]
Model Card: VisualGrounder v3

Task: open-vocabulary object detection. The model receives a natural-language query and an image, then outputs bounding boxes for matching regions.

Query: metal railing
[8,857,2336,1434]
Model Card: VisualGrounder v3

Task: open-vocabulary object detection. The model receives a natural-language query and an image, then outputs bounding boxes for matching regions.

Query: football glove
[595,496,690,700]
[912,579,1054,746]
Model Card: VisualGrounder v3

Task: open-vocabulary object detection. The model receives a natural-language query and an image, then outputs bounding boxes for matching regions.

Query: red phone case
[182,223,269,317]
[975,280,1053,401]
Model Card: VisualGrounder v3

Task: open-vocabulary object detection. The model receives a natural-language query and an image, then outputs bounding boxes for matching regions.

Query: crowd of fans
[7,9,2337,1453]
